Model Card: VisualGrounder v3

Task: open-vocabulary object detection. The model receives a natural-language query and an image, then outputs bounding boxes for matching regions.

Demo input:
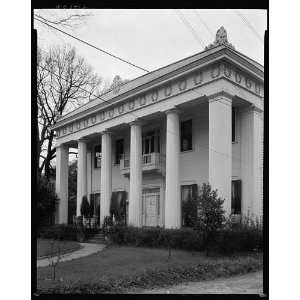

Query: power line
[34,16,150,73]
[234,10,264,44]
[193,10,214,38]
[173,10,206,49]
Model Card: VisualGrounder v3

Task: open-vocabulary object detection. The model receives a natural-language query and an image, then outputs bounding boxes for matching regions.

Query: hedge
[107,225,263,254]
[37,225,98,242]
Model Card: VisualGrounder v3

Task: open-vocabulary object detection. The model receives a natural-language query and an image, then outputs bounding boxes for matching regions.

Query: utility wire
[193,10,214,38]
[234,10,264,44]
[174,10,206,49]
[34,16,150,73]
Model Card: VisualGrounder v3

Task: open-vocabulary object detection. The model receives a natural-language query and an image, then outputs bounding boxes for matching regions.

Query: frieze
[56,63,263,139]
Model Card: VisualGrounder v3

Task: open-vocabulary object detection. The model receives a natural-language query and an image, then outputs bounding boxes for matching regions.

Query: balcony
[120,152,166,176]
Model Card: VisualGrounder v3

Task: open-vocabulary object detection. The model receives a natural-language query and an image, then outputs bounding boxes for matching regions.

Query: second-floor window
[180,120,192,152]
[94,144,102,168]
[232,107,236,142]
[142,129,160,154]
[115,139,124,164]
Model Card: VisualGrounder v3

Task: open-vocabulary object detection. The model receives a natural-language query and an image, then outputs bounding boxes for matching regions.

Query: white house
[52,27,264,229]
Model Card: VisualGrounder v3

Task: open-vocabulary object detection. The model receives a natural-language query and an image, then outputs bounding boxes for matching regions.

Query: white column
[100,130,112,226]
[77,139,88,216]
[55,144,69,224]
[165,109,181,229]
[241,105,263,218]
[209,95,232,215]
[128,120,142,227]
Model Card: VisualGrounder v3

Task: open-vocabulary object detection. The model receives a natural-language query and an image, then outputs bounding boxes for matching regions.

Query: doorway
[142,188,160,227]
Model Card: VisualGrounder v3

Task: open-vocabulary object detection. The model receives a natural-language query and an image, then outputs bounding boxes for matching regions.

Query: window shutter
[236,180,242,214]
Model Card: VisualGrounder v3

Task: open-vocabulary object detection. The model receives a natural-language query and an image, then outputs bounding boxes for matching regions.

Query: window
[94,144,102,168]
[232,107,236,142]
[180,120,192,152]
[142,129,160,154]
[115,139,124,164]
[181,184,198,227]
[231,180,241,214]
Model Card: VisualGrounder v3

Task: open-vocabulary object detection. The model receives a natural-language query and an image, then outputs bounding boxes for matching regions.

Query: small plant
[195,183,226,256]
[48,240,62,280]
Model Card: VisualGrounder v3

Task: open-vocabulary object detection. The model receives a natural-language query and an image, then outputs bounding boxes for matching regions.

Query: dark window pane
[115,139,124,164]
[232,107,236,142]
[231,180,241,214]
[180,120,192,152]
[95,145,102,168]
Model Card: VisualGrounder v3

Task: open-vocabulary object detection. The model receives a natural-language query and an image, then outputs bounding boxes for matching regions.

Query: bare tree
[34,9,92,30]
[37,45,102,180]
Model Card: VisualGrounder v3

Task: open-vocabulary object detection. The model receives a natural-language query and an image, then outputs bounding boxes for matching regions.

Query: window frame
[180,119,193,152]
[115,138,124,165]
[231,180,242,215]
[94,144,102,169]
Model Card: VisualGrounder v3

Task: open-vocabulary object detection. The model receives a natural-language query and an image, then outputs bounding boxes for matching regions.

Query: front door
[143,188,160,227]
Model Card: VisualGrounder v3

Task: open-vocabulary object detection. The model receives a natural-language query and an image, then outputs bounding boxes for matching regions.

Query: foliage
[37,45,102,179]
[37,176,59,227]
[195,183,226,255]
[37,224,98,242]
[107,226,204,251]
[80,196,92,218]
[103,216,113,236]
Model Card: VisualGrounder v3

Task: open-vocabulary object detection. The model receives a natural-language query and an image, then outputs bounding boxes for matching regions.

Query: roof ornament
[111,75,122,94]
[205,26,235,50]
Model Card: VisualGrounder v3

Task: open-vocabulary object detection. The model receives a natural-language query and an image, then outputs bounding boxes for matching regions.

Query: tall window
[94,144,102,168]
[142,129,160,154]
[115,139,124,164]
[180,120,192,152]
[231,180,241,214]
[181,184,198,227]
[232,107,236,142]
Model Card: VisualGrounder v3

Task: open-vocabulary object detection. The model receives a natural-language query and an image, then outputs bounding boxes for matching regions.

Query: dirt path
[130,271,264,294]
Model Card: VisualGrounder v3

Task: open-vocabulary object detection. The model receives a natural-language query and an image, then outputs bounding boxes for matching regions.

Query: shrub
[80,196,92,218]
[37,225,99,242]
[195,183,226,255]
[37,176,59,227]
[107,226,205,251]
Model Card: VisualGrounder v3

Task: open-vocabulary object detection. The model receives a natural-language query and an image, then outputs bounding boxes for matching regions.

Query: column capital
[129,119,143,127]
[78,137,89,144]
[240,104,263,114]
[165,107,182,116]
[101,129,113,136]
[208,91,233,105]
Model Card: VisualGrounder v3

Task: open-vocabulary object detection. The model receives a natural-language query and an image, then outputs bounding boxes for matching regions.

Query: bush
[107,220,262,254]
[37,176,59,227]
[37,225,99,242]
[107,226,205,251]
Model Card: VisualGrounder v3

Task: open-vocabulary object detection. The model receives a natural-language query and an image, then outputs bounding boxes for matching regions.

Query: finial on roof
[205,26,235,50]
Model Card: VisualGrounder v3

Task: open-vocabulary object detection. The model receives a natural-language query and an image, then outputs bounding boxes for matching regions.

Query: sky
[34,9,267,91]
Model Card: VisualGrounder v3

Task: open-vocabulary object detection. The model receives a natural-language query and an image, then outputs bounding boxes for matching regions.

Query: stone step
[87,239,105,244]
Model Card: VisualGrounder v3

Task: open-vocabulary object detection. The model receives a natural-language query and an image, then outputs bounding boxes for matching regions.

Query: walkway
[130,271,264,294]
[37,243,106,268]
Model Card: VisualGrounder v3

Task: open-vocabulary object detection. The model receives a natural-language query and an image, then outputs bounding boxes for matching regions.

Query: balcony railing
[120,152,166,176]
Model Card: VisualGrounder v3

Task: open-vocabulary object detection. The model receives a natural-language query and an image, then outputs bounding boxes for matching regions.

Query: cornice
[54,60,264,140]
[53,46,263,130]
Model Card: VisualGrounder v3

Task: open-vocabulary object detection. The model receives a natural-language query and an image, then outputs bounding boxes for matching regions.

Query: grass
[37,239,82,258]
[37,245,262,294]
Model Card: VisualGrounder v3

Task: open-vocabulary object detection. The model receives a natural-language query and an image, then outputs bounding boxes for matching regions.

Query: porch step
[86,232,105,244]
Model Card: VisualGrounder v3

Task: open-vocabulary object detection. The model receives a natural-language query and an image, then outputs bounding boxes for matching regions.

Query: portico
[53,27,264,228]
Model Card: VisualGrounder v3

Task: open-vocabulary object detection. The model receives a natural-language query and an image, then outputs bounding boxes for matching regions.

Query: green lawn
[37,245,262,293]
[37,239,82,258]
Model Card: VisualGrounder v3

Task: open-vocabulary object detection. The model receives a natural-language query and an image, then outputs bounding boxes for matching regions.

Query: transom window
[180,120,193,152]
[94,144,102,168]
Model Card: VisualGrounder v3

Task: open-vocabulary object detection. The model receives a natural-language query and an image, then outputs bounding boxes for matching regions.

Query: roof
[54,26,264,128]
